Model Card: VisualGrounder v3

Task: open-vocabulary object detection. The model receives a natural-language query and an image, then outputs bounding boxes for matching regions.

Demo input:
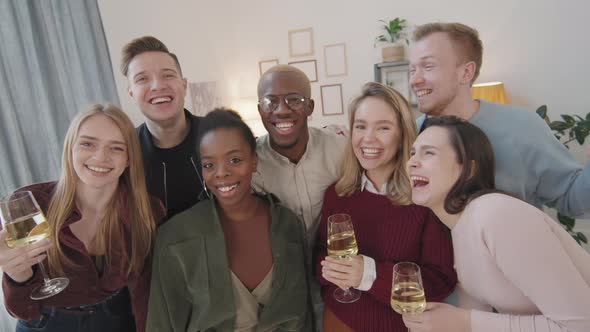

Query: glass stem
[37,258,51,284]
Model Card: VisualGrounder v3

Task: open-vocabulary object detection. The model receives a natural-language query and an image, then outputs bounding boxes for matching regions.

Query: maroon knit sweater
[314,184,457,332]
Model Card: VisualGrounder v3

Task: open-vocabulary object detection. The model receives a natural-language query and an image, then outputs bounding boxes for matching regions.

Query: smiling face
[257,70,313,152]
[407,126,463,212]
[72,114,129,192]
[351,97,401,187]
[200,127,258,208]
[127,51,187,125]
[409,32,466,116]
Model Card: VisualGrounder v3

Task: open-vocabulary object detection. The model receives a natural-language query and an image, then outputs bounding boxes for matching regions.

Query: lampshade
[471,82,506,104]
[230,97,267,137]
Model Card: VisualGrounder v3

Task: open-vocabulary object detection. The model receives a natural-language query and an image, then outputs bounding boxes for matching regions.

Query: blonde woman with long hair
[315,82,457,332]
[1,104,162,332]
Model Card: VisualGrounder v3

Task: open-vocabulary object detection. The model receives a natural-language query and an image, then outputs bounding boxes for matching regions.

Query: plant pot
[381,44,404,62]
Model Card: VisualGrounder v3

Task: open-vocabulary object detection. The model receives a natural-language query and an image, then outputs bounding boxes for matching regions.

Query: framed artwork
[320,84,344,116]
[259,59,279,76]
[288,28,314,57]
[288,59,318,82]
[374,61,416,105]
[324,43,348,77]
[188,81,221,116]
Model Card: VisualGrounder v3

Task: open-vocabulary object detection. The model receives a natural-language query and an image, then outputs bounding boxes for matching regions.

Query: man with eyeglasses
[253,64,346,242]
[253,65,346,331]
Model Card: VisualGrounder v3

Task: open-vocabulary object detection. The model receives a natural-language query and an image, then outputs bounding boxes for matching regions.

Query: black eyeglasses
[258,93,310,113]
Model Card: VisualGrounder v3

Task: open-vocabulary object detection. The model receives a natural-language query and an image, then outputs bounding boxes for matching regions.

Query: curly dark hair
[197,108,256,153]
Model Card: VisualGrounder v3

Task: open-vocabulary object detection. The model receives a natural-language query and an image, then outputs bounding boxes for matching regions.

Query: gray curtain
[0,0,120,197]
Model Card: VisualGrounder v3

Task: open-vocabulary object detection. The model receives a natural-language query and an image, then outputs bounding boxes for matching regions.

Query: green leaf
[577,232,588,244]
[378,17,407,43]
[549,121,570,131]
[535,105,547,119]
[558,213,575,229]
[573,126,589,145]
[561,114,576,125]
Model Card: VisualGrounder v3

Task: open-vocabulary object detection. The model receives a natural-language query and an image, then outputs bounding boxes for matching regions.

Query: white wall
[98,0,590,245]
[98,0,590,125]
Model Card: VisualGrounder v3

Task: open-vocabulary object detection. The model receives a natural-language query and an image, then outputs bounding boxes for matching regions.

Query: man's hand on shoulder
[323,124,348,137]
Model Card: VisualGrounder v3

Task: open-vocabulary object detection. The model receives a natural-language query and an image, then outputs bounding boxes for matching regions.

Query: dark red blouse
[2,182,164,332]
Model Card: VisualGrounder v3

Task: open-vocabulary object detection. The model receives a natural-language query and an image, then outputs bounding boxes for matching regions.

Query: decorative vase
[382,44,404,62]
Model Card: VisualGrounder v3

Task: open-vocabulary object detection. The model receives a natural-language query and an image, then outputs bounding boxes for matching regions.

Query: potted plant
[375,18,409,62]
[536,105,589,245]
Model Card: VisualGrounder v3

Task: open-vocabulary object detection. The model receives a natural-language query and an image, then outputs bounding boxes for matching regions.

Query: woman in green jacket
[146,109,312,332]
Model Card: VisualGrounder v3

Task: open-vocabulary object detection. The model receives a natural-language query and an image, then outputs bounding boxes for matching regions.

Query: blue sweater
[417,100,590,218]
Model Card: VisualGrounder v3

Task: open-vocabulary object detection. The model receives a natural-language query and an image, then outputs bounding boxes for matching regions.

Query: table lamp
[472,82,506,104]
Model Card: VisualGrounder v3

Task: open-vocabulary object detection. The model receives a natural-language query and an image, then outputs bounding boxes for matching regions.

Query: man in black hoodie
[121,36,204,219]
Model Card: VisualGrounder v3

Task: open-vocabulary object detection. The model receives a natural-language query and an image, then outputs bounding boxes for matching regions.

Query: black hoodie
[136,109,205,219]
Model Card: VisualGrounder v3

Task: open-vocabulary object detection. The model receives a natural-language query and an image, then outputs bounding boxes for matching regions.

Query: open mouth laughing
[415,89,432,98]
[361,147,383,158]
[149,96,173,105]
[410,175,430,188]
[273,121,295,133]
[86,165,113,175]
[215,182,240,197]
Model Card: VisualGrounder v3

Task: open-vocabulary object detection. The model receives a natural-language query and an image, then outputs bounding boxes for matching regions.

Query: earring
[203,183,211,200]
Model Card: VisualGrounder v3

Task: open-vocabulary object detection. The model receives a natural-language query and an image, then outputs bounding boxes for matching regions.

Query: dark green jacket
[146,194,313,332]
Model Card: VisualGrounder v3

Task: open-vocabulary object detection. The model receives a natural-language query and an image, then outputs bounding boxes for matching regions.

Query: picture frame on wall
[320,84,344,116]
[324,43,348,77]
[288,27,314,57]
[259,59,279,76]
[374,61,416,106]
[189,81,221,116]
[288,60,318,82]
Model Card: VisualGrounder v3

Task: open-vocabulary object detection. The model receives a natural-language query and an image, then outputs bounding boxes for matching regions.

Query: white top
[230,266,274,332]
[452,193,590,331]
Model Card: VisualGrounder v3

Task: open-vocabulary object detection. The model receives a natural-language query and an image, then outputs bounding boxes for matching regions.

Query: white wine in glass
[0,191,69,300]
[391,262,426,315]
[327,213,361,303]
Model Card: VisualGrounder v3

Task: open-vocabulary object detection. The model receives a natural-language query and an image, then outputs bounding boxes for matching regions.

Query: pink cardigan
[453,193,590,331]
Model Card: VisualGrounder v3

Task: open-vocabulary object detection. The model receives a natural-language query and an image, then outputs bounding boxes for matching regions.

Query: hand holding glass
[327,213,361,303]
[391,262,426,332]
[391,262,426,315]
[0,191,69,300]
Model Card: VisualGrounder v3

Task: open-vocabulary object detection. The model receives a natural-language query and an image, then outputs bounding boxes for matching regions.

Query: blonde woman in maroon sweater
[315,82,457,332]
[1,104,161,332]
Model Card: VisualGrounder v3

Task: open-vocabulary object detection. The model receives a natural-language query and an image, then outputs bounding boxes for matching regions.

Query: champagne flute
[327,213,361,303]
[391,262,426,331]
[0,191,69,300]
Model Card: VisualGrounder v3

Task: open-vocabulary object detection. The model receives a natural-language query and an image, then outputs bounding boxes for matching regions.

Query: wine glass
[391,262,426,331]
[0,191,69,300]
[327,213,361,303]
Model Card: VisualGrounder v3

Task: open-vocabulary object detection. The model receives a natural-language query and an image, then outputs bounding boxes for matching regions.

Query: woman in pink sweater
[315,82,457,332]
[404,116,590,332]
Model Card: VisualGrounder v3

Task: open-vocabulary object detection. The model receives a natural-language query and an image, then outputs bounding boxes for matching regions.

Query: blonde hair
[335,82,416,205]
[46,104,156,276]
[412,22,483,85]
